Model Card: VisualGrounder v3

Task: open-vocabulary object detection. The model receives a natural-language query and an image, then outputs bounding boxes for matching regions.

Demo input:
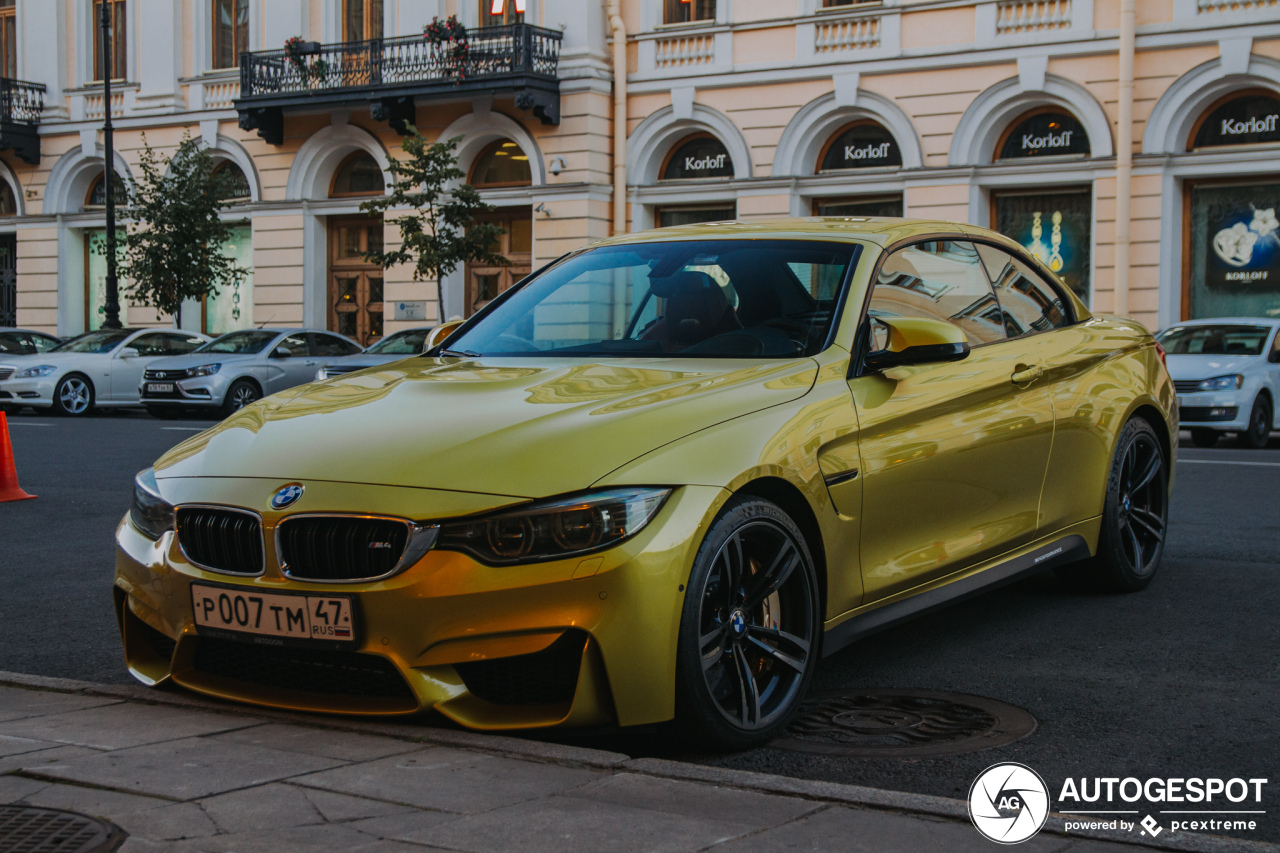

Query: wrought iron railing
[0,78,46,125]
[239,25,562,100]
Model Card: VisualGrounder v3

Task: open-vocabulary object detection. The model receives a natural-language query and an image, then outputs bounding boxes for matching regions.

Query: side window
[311,334,360,357]
[32,334,61,353]
[164,333,205,355]
[274,334,308,358]
[975,244,1071,337]
[0,334,25,355]
[130,334,171,356]
[869,240,1006,346]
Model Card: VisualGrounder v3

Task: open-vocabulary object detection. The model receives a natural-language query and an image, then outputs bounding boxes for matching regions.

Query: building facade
[0,0,1278,341]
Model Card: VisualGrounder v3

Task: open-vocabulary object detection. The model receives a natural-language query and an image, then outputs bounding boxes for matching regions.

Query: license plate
[191,584,355,643]
[146,383,174,394]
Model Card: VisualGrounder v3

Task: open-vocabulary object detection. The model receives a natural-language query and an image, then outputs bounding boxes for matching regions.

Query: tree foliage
[116,135,250,323]
[359,132,508,316]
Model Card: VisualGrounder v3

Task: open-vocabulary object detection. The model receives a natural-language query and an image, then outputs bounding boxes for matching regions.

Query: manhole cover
[771,688,1037,758]
[0,805,124,853]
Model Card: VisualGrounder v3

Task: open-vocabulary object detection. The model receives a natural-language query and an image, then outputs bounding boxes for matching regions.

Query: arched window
[213,161,251,203]
[1191,90,1280,150]
[661,134,734,181]
[997,109,1090,160]
[818,121,902,172]
[85,171,123,209]
[330,152,385,197]
[0,180,15,216]
[481,0,525,27]
[469,140,532,187]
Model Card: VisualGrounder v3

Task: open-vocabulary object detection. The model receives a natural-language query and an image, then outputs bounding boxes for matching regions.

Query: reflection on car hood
[324,354,413,371]
[1165,353,1261,379]
[156,356,819,498]
[148,352,262,369]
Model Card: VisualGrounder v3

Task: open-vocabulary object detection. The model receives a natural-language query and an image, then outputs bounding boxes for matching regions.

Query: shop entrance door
[328,216,385,347]
[0,234,14,327]
[1186,178,1280,320]
[465,209,532,316]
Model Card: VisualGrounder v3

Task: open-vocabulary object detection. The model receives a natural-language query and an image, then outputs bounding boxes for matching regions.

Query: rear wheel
[1058,417,1168,592]
[675,495,820,751]
[1190,428,1219,448]
[1238,396,1272,449]
[53,374,94,417]
[221,379,260,418]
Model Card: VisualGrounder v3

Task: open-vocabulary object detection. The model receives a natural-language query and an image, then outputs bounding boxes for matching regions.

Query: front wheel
[674,495,820,751]
[53,374,94,417]
[221,379,261,418]
[1058,417,1168,592]
[1238,396,1272,450]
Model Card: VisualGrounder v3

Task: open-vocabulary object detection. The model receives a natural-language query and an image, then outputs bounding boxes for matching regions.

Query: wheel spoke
[732,643,761,727]
[1124,521,1144,568]
[750,625,811,658]
[744,540,798,610]
[1129,446,1161,493]
[721,533,745,607]
[700,625,727,671]
[1130,508,1164,542]
[746,634,807,673]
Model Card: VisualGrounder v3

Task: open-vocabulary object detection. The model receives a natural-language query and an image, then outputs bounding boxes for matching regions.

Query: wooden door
[465,209,532,316]
[328,216,385,347]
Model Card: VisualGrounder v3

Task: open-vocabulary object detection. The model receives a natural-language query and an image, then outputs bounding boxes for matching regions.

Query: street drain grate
[0,805,124,853]
[771,688,1037,758]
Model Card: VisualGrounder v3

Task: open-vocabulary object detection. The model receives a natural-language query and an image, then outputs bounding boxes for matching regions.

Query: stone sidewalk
[0,673,1271,853]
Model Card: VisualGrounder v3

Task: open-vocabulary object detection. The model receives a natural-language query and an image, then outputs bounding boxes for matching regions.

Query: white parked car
[1157,318,1280,448]
[0,328,210,417]
[315,326,434,379]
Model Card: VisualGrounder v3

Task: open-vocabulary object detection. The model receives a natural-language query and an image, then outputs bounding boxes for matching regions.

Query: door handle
[1011,364,1043,385]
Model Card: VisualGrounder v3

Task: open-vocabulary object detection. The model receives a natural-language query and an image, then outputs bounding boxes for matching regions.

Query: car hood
[1165,353,1260,379]
[148,352,261,370]
[326,354,409,370]
[156,356,819,498]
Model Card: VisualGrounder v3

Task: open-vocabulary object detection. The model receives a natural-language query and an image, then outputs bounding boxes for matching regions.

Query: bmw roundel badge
[270,484,304,510]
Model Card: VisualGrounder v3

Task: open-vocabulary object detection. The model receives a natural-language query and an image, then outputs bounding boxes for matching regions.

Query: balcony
[0,78,46,164]
[236,24,563,145]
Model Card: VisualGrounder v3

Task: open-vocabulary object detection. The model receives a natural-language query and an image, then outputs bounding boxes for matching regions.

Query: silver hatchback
[140,328,363,419]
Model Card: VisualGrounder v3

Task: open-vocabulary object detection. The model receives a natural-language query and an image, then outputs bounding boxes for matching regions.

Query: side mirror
[118,347,140,359]
[864,317,970,371]
[424,320,465,353]
[271,346,293,359]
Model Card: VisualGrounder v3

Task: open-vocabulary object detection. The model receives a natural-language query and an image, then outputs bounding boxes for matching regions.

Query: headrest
[648,270,718,299]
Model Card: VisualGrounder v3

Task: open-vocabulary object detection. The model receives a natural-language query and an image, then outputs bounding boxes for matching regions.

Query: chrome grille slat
[278,516,412,582]
[0,368,13,381]
[176,507,264,576]
[1173,380,1203,394]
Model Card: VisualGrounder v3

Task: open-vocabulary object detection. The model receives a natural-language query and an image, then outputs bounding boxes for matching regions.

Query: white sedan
[1157,318,1280,448]
[0,328,209,417]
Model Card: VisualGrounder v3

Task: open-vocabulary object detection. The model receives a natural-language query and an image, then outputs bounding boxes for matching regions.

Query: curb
[0,670,1274,853]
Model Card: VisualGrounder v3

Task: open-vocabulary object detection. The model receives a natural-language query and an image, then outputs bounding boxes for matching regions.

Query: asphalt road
[2,408,1278,842]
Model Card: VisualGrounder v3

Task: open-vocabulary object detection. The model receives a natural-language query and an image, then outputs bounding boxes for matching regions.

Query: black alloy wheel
[221,379,261,418]
[1058,417,1168,592]
[1239,396,1273,450]
[1190,428,1219,448]
[676,496,820,750]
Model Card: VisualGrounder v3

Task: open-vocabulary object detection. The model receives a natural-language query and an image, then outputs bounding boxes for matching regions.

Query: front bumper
[1177,391,1248,430]
[139,375,228,407]
[0,377,55,408]
[113,479,723,730]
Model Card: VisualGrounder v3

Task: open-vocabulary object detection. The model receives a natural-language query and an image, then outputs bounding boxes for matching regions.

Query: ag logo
[969,763,1050,844]
[270,483,304,510]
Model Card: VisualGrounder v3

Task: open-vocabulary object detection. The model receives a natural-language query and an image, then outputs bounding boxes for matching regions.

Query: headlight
[185,363,221,378]
[130,467,175,540]
[437,487,671,565]
[1197,374,1243,391]
[14,365,56,379]
[316,368,329,381]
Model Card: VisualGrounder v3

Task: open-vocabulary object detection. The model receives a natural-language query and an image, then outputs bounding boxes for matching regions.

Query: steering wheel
[757,318,811,354]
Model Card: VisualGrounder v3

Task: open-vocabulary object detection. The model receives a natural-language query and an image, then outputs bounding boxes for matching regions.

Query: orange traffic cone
[0,411,36,502]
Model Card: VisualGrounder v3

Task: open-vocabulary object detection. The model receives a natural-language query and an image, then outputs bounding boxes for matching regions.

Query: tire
[1190,428,1219,448]
[674,495,821,751]
[1237,395,1272,450]
[221,379,261,418]
[1057,417,1168,592]
[52,374,94,417]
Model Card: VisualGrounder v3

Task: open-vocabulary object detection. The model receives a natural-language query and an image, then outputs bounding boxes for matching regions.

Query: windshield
[196,330,279,355]
[368,329,430,355]
[1158,325,1270,356]
[448,240,861,359]
[51,330,132,354]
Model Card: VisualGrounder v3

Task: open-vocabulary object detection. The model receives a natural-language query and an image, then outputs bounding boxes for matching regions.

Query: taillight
[1154,339,1167,368]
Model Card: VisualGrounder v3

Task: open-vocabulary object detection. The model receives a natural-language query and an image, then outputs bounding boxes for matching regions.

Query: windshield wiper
[439,348,481,358]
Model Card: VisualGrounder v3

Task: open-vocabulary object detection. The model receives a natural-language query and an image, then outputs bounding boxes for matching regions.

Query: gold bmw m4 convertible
[114,218,1176,749]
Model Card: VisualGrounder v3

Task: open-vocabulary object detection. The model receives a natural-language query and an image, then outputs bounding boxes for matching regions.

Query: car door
[972,241,1115,532]
[258,333,311,394]
[848,239,1056,602]
[308,333,361,378]
[110,332,172,400]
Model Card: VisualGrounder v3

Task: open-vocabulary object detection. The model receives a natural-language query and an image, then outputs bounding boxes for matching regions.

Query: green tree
[116,135,250,326]
[359,132,508,317]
